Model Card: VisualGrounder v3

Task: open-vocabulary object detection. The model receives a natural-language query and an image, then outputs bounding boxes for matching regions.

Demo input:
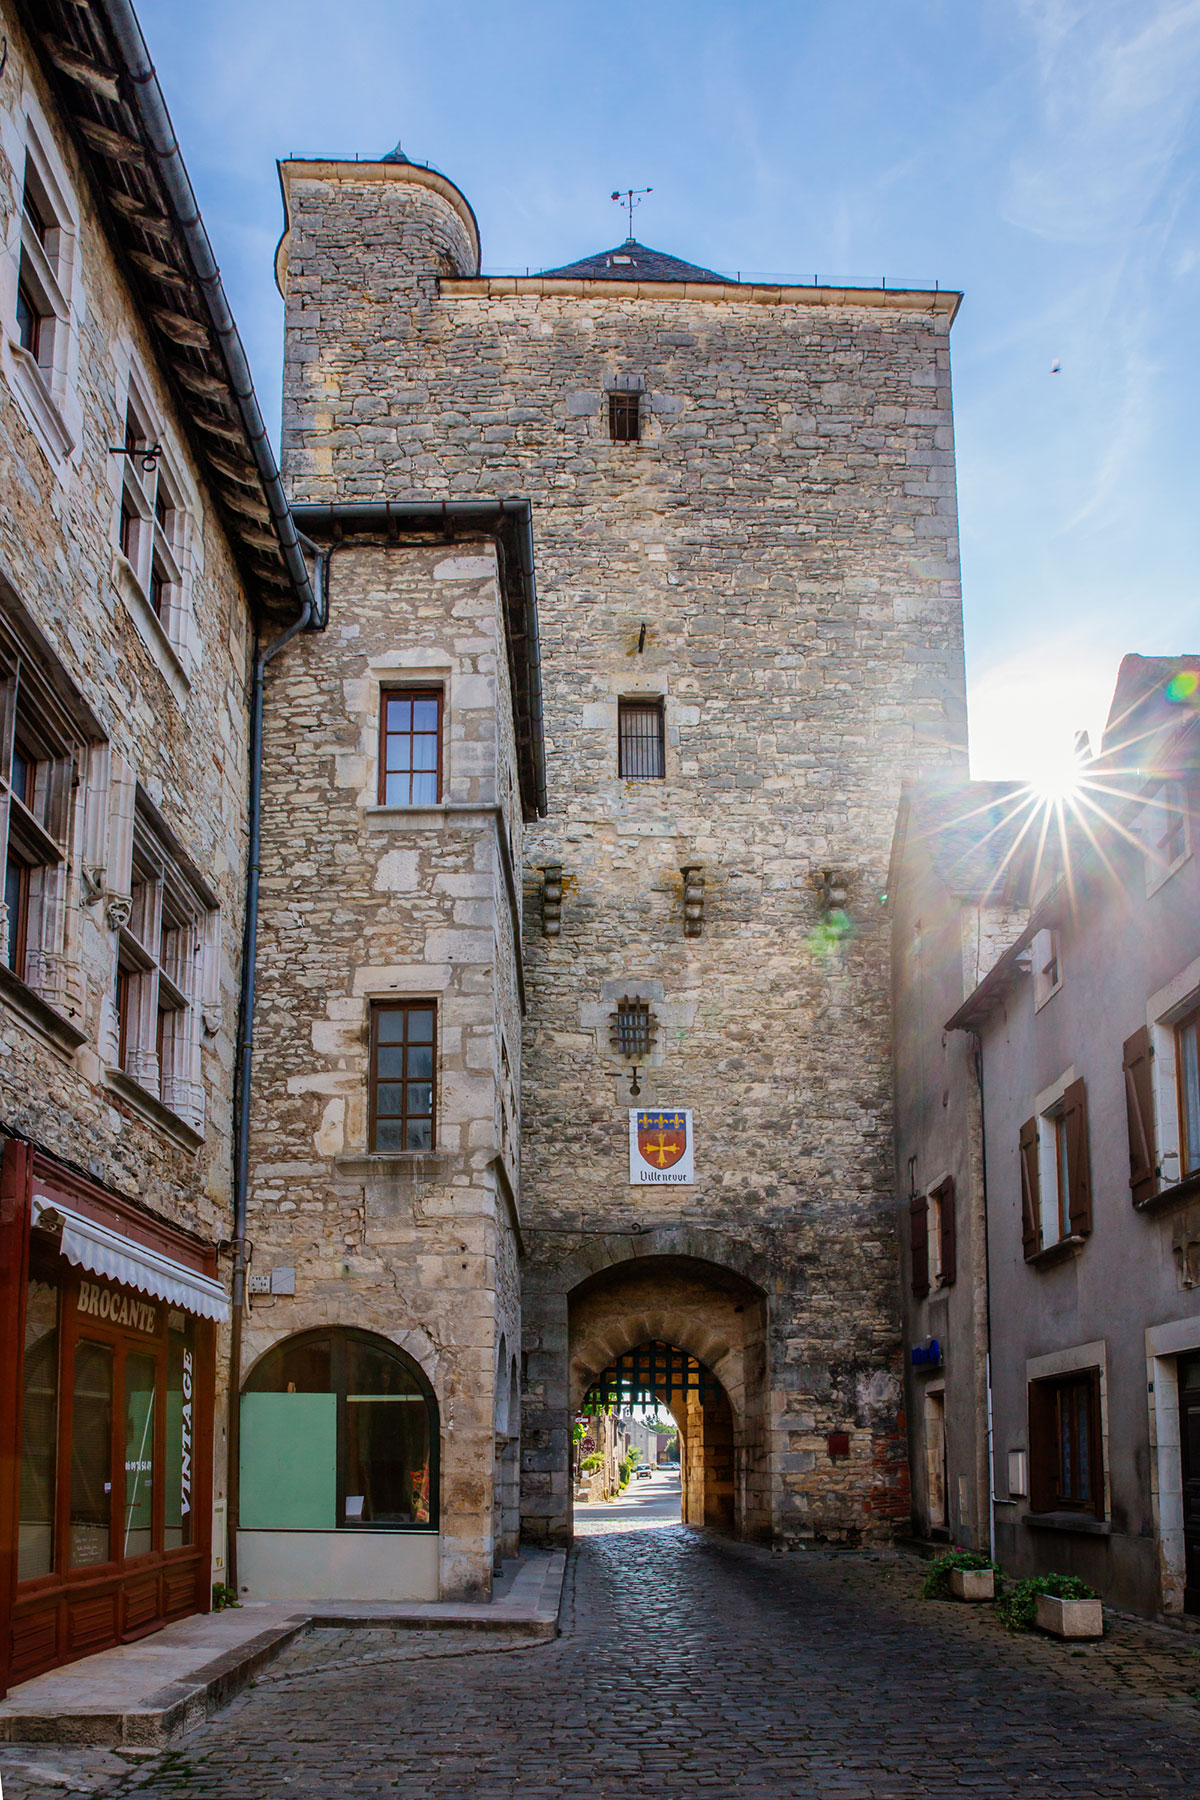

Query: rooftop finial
[611,186,652,240]
[381,141,409,164]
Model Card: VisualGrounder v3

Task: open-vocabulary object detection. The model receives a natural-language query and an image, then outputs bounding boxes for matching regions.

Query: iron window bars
[609,998,657,1062]
[583,1341,716,1411]
[618,699,665,780]
[609,391,640,442]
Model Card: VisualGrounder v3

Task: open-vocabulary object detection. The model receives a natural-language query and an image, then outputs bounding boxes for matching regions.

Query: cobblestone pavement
[10,1525,1200,1799]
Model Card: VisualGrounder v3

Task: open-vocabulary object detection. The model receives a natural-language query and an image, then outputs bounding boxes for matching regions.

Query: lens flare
[1166,670,1200,704]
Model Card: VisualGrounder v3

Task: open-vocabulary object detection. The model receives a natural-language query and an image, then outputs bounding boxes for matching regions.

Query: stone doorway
[522,1249,770,1545]
[578,1340,734,1529]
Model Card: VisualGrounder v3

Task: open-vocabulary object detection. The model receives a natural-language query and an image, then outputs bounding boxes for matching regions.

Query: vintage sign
[629,1109,694,1185]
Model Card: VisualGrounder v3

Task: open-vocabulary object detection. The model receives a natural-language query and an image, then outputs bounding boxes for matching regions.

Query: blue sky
[137,0,1200,779]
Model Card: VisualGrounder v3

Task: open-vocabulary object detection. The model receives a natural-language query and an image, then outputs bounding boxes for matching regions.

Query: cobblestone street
[11,1522,1190,1800]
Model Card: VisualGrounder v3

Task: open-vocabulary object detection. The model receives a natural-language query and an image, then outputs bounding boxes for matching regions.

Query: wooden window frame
[1028,1369,1104,1517]
[608,390,641,443]
[0,649,75,994]
[1022,1079,1091,1259]
[377,687,444,808]
[368,1000,438,1154]
[1176,1006,1200,1180]
[1122,1024,1159,1205]
[115,375,192,660]
[618,698,665,781]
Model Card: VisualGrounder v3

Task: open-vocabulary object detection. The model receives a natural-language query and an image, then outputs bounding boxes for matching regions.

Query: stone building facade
[0,0,312,1693]
[266,148,969,1568]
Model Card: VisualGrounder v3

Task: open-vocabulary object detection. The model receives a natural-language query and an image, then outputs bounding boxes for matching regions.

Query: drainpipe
[969,1029,996,1561]
[226,593,318,1596]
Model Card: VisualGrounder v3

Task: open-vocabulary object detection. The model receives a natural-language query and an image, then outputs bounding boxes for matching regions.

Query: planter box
[1035,1594,1103,1639]
[949,1567,995,1602]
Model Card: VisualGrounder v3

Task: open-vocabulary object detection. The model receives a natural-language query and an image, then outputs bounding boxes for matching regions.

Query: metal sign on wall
[629,1109,694,1185]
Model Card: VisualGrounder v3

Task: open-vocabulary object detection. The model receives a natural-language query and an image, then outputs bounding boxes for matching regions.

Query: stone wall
[245,538,524,1596]
[277,157,968,1548]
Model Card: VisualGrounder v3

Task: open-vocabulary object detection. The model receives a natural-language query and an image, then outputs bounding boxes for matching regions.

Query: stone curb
[0,1551,567,1748]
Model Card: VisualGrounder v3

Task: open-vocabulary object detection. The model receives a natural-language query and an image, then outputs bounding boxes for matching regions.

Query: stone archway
[523,1248,770,1545]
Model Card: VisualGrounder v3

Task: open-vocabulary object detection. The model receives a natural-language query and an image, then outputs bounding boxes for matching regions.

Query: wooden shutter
[1123,1026,1158,1206]
[1062,1077,1092,1236]
[1027,1379,1055,1514]
[909,1194,929,1298]
[1019,1117,1040,1259]
[936,1177,957,1286]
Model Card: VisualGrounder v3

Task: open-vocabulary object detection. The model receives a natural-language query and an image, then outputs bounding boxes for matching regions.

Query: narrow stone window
[370,1001,437,1152]
[608,390,640,443]
[115,374,194,661]
[618,698,665,780]
[379,688,443,806]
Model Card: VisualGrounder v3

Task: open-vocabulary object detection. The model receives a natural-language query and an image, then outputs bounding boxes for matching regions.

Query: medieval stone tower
[247,148,966,1596]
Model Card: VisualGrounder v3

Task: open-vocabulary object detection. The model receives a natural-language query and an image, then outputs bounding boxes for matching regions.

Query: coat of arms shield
[629,1109,694,1185]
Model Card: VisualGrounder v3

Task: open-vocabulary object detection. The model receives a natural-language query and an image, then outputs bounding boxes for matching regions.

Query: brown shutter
[937,1177,957,1286]
[1027,1379,1055,1514]
[1019,1117,1041,1259]
[1062,1077,1092,1236]
[909,1194,929,1298]
[1123,1026,1158,1206]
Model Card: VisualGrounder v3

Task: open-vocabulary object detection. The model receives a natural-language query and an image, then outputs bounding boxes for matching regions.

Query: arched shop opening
[237,1327,440,1602]
[565,1254,770,1542]
[576,1341,734,1529]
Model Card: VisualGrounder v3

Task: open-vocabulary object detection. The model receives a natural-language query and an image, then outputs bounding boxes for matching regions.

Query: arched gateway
[522,1246,771,1544]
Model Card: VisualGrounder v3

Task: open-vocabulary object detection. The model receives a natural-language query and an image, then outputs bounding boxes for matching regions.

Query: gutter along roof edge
[290,501,546,821]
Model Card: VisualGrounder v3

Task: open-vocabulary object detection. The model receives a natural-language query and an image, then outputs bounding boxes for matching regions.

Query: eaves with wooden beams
[15,0,315,623]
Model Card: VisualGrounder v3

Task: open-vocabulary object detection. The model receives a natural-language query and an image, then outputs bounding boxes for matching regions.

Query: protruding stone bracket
[681,864,705,937]
[540,864,563,937]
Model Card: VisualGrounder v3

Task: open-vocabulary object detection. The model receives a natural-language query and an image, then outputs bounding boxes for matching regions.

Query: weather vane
[611,186,652,238]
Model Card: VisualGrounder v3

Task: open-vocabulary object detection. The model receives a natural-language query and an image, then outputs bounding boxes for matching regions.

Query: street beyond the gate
[18,1509,1197,1800]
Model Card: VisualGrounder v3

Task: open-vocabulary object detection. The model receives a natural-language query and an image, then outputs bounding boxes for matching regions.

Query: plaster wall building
[0,0,312,1693]
[266,149,969,1565]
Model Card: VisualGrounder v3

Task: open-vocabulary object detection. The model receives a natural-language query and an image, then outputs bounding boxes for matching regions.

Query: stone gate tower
[267,148,966,1569]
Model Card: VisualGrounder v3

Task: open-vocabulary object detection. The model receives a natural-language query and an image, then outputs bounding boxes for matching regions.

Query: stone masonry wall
[0,11,257,1564]
[277,161,967,1546]
[246,538,523,1596]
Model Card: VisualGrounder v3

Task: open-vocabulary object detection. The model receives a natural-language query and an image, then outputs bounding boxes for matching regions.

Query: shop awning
[32,1196,230,1321]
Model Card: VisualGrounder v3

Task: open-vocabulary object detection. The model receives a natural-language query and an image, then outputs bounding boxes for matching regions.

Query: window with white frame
[1019,1075,1092,1257]
[1135,961,1200,1200]
[0,611,97,1009]
[1031,927,1061,1010]
[114,376,194,664]
[4,111,79,460]
[1134,778,1190,895]
[108,791,215,1132]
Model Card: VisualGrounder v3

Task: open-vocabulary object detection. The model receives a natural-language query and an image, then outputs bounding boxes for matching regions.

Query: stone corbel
[681,864,705,938]
[541,863,563,937]
[105,892,132,932]
[80,866,106,907]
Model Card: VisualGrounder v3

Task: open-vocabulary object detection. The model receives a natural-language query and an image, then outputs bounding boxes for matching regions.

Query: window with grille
[608,391,641,442]
[609,998,656,1061]
[618,699,665,780]
[370,1002,436,1152]
[379,689,443,806]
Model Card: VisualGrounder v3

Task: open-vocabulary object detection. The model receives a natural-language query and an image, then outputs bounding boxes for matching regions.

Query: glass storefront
[17,1279,59,1582]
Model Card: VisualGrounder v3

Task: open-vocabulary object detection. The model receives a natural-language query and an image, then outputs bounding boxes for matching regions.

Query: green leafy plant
[617,1456,633,1487]
[994,1572,1097,1633]
[580,1451,604,1474]
[211,1582,241,1612]
[572,1421,586,1444]
[920,1547,1000,1601]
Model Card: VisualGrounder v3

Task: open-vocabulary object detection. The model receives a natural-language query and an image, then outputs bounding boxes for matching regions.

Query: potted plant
[921,1547,1000,1603]
[995,1573,1102,1637]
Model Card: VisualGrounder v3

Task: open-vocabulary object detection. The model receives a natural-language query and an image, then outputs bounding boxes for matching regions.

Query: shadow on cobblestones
[79,1526,1200,1798]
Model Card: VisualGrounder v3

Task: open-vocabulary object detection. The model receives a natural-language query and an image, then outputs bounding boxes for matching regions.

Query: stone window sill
[111,552,192,703]
[104,1065,204,1153]
[1135,1169,1200,1213]
[4,336,75,465]
[1025,1512,1110,1537]
[0,962,87,1057]
[1026,1234,1087,1269]
[335,1152,449,1179]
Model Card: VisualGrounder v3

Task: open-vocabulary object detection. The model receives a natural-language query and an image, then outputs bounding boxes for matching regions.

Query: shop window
[241,1328,438,1531]
[18,1277,59,1581]
[369,1000,436,1152]
[113,376,195,667]
[69,1340,114,1568]
[378,687,442,806]
[1028,1369,1103,1517]
[110,797,214,1131]
[1019,1077,1091,1257]
[618,698,665,780]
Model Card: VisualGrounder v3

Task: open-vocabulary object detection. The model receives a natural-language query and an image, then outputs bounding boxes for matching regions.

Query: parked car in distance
[634,1465,653,1479]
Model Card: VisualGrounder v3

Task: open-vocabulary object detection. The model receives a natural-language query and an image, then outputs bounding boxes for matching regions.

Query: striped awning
[32,1195,230,1321]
